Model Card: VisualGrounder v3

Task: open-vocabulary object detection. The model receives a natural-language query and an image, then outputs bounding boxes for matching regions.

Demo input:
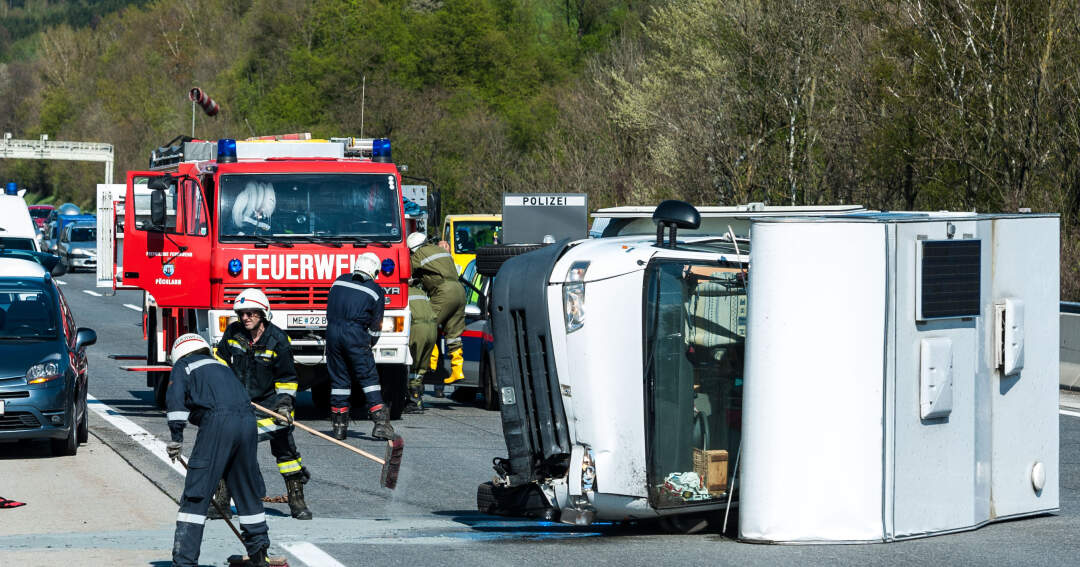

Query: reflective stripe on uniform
[257,349,277,359]
[227,339,245,350]
[256,417,286,436]
[167,411,190,422]
[275,382,298,395]
[277,459,302,475]
[177,512,205,525]
[362,384,381,393]
[186,359,225,373]
[331,389,351,396]
[212,348,228,364]
[409,296,429,303]
[238,513,266,525]
[331,279,380,302]
[419,252,451,267]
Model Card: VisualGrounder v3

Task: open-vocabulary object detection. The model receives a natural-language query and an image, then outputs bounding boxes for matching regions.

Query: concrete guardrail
[1063,302,1080,390]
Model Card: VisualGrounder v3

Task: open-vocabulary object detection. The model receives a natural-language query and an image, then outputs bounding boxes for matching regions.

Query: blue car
[0,254,96,456]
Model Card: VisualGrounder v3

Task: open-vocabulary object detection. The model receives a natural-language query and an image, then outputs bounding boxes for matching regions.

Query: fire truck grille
[224,286,330,308]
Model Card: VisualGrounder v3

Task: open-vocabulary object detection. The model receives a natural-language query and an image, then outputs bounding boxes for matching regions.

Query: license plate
[288,314,327,328]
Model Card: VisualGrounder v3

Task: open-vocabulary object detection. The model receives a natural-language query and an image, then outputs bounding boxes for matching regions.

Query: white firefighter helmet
[353,252,381,280]
[407,232,427,251]
[171,333,211,363]
[233,288,271,320]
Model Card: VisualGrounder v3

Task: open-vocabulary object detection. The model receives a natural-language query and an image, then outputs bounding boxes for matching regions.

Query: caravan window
[643,259,746,508]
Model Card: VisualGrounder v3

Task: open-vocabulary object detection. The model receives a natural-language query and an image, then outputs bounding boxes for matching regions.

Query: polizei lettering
[242,253,384,281]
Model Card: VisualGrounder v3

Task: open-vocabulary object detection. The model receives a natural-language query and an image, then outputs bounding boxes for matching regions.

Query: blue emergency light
[381,258,395,276]
[228,258,242,276]
[4,182,16,195]
[217,138,237,163]
[372,138,391,163]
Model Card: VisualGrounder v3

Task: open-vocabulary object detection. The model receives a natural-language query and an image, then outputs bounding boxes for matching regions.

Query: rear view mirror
[75,328,97,350]
[150,187,167,230]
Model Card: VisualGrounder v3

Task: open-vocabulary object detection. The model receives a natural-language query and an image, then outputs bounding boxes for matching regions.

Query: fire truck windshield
[218,173,401,242]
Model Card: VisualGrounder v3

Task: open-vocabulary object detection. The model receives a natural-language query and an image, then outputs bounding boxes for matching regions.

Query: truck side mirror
[149,180,168,231]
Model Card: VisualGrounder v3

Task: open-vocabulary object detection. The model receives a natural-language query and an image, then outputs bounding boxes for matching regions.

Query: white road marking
[82,289,102,297]
[281,542,346,567]
[123,303,142,312]
[1061,409,1080,418]
[86,394,186,477]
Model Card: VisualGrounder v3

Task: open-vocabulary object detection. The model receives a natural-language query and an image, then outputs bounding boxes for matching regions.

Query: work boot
[403,379,425,414]
[429,344,440,372]
[246,547,269,567]
[331,409,349,441]
[370,406,395,440]
[285,474,313,520]
[207,479,232,520]
[445,348,465,384]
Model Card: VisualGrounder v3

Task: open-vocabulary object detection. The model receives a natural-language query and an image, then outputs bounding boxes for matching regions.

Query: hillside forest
[0,0,1077,298]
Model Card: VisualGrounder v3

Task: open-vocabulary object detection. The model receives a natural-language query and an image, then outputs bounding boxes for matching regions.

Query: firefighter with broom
[215,288,312,520]
[165,333,271,567]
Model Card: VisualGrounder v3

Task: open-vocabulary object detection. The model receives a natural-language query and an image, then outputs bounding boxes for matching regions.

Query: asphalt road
[21,271,1080,566]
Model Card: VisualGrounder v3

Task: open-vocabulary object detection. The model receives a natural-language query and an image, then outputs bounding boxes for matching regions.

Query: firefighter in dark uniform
[165,333,270,567]
[216,288,312,520]
[406,281,438,412]
[326,253,393,440]
[407,232,467,384]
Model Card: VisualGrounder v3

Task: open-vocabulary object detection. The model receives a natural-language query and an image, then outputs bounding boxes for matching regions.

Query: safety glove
[166,441,182,462]
[274,396,294,426]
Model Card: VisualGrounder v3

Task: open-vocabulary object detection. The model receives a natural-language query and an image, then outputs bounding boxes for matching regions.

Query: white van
[0,194,41,252]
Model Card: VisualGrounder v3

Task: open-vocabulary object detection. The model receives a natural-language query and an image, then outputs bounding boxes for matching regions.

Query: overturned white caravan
[479,201,1060,542]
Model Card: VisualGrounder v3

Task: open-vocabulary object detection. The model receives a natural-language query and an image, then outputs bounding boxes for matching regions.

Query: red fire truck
[110,134,416,416]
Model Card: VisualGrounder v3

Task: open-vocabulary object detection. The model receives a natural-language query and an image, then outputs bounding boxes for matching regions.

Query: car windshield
[69,227,96,242]
[0,282,59,339]
[29,208,52,219]
[218,173,402,242]
[0,237,35,251]
[452,221,502,253]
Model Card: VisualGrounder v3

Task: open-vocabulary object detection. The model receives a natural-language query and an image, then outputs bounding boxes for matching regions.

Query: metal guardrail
[1062,302,1080,390]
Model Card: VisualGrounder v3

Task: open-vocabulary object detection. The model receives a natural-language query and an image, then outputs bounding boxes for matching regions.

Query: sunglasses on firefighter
[238,310,262,318]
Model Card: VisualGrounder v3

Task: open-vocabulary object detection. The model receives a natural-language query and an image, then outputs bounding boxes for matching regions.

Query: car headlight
[27,361,62,384]
[381,316,405,333]
[563,261,590,333]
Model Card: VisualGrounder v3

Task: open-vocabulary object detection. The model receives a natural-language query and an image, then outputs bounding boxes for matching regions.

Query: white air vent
[994,298,1025,376]
[920,337,954,419]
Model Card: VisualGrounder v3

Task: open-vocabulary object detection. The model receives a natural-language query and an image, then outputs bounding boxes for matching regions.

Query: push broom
[251,402,404,489]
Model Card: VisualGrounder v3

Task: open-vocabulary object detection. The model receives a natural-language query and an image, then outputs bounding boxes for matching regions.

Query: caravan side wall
[740,221,887,543]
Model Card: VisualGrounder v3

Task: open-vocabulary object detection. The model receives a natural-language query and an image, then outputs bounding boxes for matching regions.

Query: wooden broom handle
[251,402,385,465]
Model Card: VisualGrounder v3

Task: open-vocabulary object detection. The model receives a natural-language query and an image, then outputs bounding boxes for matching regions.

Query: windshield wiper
[297,236,343,248]
[250,234,294,248]
[324,236,391,248]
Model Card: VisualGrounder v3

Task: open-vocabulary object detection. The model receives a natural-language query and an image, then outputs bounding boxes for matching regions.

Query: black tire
[378,365,408,420]
[481,353,499,411]
[51,399,78,456]
[475,244,547,277]
[152,371,169,409]
[77,390,88,444]
[310,380,331,414]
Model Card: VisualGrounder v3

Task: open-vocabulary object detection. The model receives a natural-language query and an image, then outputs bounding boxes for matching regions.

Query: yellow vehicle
[441,214,502,274]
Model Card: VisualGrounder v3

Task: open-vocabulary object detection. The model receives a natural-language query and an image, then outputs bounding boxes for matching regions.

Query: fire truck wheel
[152,371,169,409]
[310,382,331,414]
[475,244,547,277]
[377,365,408,420]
